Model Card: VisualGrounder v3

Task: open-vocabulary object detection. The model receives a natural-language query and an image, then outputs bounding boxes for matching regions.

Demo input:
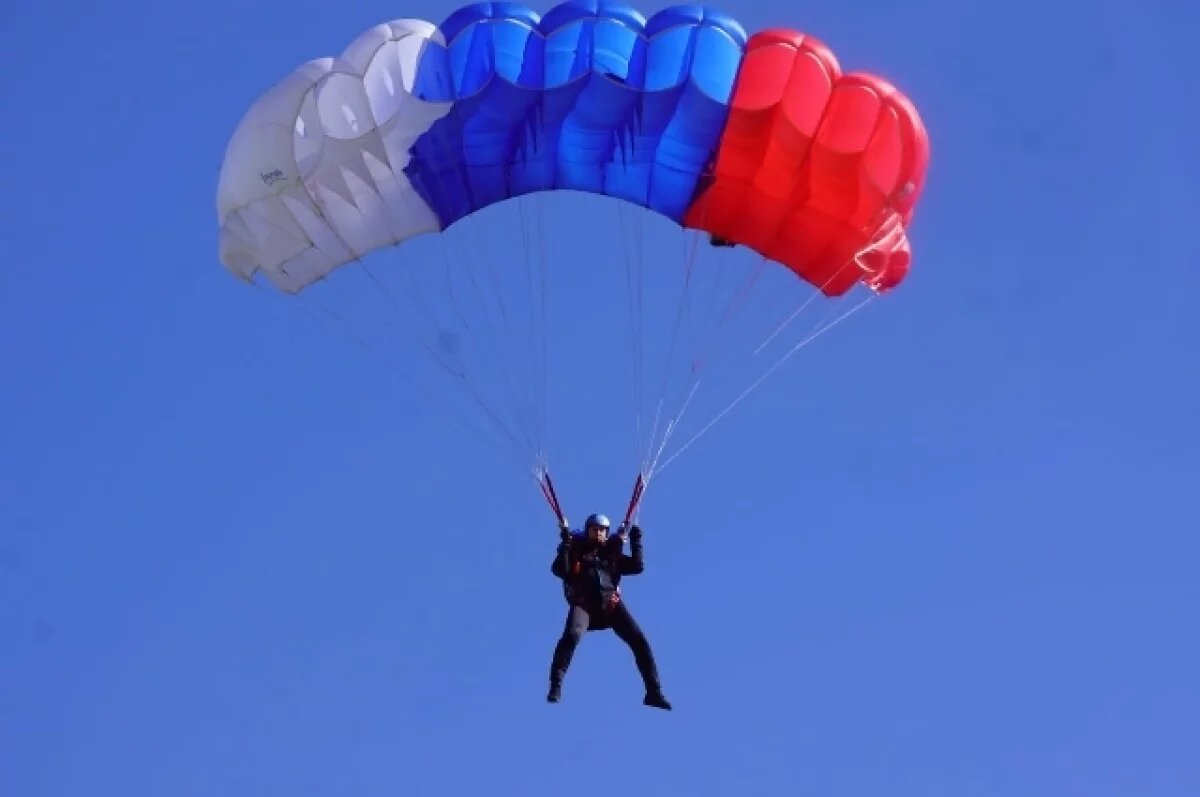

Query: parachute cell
[402,1,747,227]
[681,30,930,295]
[217,20,452,293]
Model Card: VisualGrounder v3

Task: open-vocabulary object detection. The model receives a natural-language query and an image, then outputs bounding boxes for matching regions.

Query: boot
[643,688,672,710]
[547,681,562,703]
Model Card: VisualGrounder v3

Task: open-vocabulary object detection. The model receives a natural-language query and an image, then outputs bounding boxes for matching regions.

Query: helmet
[584,513,611,530]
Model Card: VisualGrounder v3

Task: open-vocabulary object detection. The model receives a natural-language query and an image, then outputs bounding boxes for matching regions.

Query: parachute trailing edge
[216,1,929,297]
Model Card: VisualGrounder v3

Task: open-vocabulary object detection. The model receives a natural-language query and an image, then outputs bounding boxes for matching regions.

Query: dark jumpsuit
[548,530,661,693]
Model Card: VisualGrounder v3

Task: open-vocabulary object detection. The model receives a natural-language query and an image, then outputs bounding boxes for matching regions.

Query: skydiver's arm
[619,527,644,575]
[551,537,572,578]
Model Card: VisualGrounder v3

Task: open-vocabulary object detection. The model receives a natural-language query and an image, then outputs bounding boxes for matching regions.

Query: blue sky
[2,0,1197,794]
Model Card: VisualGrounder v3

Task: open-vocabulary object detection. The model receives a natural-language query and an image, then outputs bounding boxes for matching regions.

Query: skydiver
[547,513,672,710]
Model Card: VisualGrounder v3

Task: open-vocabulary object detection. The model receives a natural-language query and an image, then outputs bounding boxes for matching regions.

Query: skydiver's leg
[547,605,590,701]
[609,601,670,709]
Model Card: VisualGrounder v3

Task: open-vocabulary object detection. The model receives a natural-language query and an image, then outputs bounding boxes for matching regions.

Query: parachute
[215,1,930,519]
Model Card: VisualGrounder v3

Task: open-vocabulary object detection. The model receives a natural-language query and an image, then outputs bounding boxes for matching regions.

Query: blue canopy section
[404,1,747,229]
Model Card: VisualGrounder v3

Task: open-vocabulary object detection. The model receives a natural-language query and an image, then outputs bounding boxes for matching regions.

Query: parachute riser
[620,472,646,528]
[537,469,565,526]
[535,470,644,531]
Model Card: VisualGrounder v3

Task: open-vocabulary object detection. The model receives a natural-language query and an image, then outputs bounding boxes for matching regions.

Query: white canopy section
[216,19,453,292]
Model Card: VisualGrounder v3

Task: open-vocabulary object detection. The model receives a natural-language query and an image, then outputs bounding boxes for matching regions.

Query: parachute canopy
[216,1,929,298]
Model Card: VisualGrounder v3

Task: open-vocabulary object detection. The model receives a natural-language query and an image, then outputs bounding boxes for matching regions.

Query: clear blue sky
[2,0,1197,794]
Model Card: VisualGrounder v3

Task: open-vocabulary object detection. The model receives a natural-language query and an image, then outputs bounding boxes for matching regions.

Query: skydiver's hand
[559,519,571,543]
[629,524,642,542]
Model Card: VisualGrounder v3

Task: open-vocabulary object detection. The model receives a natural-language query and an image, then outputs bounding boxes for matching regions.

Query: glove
[558,518,571,543]
[629,524,642,542]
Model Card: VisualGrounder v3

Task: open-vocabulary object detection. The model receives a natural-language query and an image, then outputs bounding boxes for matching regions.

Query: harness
[564,545,622,610]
